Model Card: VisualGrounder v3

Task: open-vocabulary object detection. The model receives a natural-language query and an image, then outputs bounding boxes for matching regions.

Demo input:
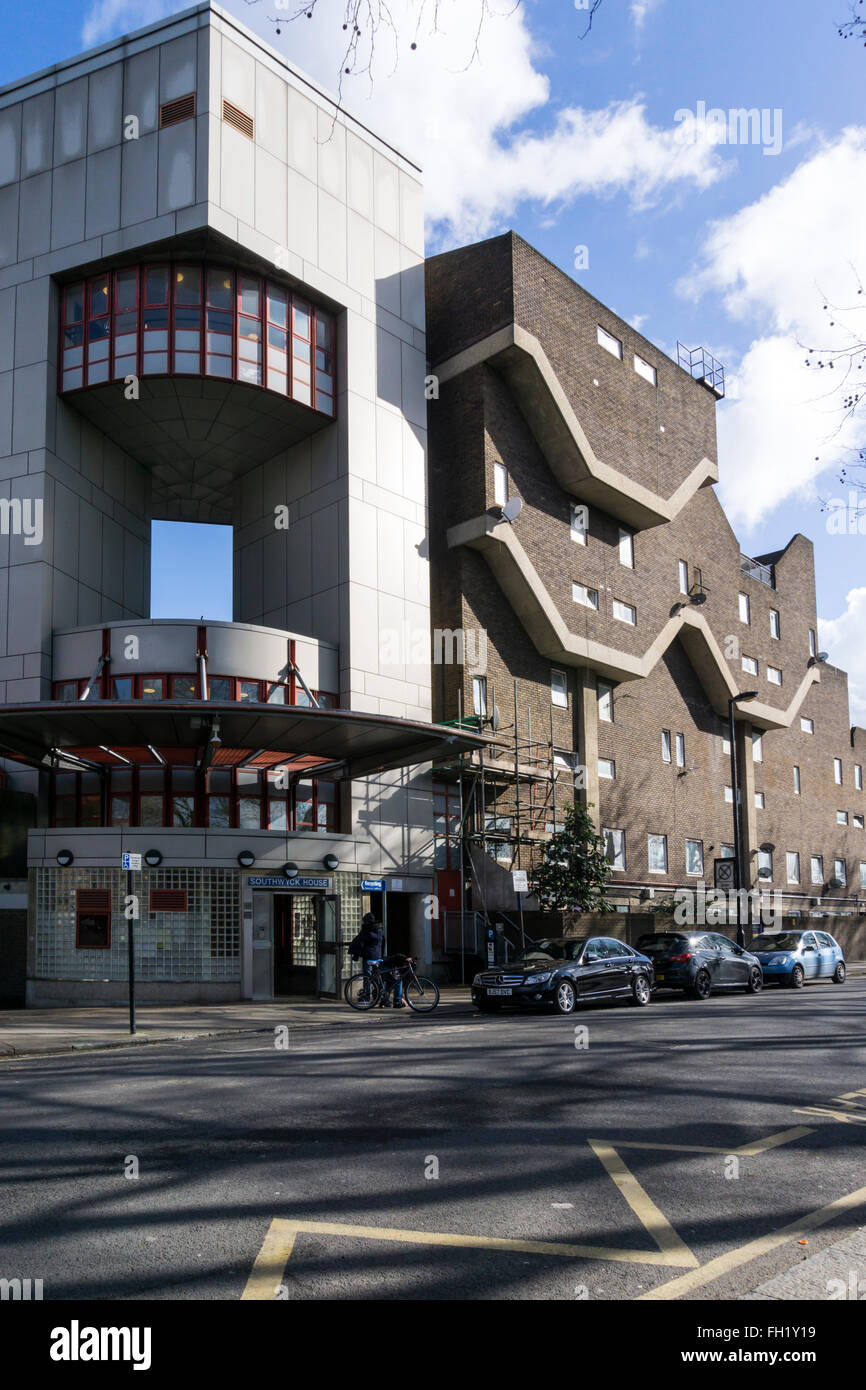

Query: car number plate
[655,973,665,981]
[487,987,512,996]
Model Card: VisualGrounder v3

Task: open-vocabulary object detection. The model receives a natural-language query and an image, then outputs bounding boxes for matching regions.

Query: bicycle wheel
[404,976,440,1012]
[344,973,382,1010]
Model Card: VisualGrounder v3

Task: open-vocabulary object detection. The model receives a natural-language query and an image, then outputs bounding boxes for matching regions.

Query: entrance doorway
[274,894,317,995]
[272,893,342,998]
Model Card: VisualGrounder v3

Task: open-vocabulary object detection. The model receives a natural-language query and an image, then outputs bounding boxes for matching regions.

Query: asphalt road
[1,978,865,1301]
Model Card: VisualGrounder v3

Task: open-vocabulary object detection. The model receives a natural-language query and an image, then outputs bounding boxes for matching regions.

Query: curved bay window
[60,263,337,417]
[51,764,339,833]
[55,673,338,706]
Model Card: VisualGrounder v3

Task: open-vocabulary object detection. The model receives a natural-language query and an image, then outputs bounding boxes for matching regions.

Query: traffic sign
[512,870,529,894]
[714,858,735,889]
[121,853,142,871]
[361,878,387,892]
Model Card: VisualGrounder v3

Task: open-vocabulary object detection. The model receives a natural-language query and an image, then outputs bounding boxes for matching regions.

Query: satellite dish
[817,651,829,662]
[501,497,523,524]
[490,704,501,732]
[690,591,708,606]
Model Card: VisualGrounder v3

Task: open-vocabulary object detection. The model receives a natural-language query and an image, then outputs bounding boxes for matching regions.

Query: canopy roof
[0,701,492,780]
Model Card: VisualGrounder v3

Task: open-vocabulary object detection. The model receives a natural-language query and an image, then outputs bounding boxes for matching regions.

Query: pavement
[2,976,866,1301]
[0,988,475,1058]
[2,964,863,1060]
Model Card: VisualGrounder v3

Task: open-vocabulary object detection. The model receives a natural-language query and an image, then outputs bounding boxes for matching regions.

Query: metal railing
[677,342,726,399]
[740,554,775,588]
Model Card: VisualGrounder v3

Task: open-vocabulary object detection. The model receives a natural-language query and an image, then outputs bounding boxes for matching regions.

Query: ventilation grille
[159,93,197,129]
[77,889,111,912]
[222,98,254,140]
[150,889,188,913]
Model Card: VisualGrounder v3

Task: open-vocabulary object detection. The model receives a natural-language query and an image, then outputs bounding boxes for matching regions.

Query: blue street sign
[361,878,387,892]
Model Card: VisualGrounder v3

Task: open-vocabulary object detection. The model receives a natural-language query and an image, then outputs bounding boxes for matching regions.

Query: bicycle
[344,956,440,1013]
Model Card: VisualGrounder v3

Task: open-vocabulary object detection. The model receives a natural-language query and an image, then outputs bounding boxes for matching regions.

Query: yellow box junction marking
[242,1125,815,1299]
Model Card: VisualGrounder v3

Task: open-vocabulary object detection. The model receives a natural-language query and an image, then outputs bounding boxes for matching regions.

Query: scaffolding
[433,678,579,951]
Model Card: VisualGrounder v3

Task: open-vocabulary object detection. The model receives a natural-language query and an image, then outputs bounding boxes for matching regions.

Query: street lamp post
[728,691,759,947]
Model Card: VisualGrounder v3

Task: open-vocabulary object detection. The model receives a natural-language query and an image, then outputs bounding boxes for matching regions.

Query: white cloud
[631,0,664,30]
[81,0,725,245]
[819,588,866,723]
[82,0,171,48]
[678,129,866,530]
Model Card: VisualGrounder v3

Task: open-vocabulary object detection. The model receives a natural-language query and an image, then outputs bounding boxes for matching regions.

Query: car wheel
[745,966,762,994]
[790,964,805,989]
[833,962,847,984]
[553,979,577,1015]
[631,974,651,1007]
[475,999,502,1013]
[691,969,712,1000]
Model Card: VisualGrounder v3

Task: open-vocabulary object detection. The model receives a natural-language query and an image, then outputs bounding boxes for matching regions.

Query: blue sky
[3,0,864,702]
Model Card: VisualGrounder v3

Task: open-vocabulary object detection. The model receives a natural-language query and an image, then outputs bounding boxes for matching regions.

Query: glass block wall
[35,866,240,982]
[336,870,363,980]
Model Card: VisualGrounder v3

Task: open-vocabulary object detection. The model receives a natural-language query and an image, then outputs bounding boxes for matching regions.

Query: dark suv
[635,931,763,999]
[472,936,655,1015]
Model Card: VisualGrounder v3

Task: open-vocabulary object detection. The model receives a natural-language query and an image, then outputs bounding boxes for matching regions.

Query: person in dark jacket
[349,913,386,1003]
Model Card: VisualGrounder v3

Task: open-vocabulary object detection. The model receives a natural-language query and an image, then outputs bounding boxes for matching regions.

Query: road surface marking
[588,1141,696,1266]
[637,1182,866,1300]
[241,1220,299,1301]
[598,1126,812,1158]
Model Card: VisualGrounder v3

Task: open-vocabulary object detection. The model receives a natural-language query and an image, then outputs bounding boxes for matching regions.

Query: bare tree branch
[838,1,866,46]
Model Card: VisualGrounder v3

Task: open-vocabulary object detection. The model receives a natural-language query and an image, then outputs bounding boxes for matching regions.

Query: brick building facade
[426,232,866,922]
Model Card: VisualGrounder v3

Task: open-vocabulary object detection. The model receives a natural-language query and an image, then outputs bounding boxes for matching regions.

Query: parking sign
[121,853,142,871]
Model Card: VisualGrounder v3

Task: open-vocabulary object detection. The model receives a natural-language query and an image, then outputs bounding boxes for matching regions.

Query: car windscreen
[635,935,689,954]
[749,933,804,951]
[514,940,582,963]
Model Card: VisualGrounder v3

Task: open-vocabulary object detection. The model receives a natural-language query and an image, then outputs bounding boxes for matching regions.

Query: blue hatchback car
[748,928,846,988]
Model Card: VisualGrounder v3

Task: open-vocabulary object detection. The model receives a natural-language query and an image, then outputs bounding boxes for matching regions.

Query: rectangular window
[76,888,112,949]
[291,296,313,406]
[757,849,773,881]
[598,758,615,780]
[685,839,704,877]
[171,768,196,827]
[794,765,801,795]
[724,785,733,803]
[603,828,626,871]
[551,669,568,708]
[573,583,599,610]
[742,656,758,675]
[142,264,170,376]
[661,729,672,763]
[613,599,636,626]
[265,282,289,395]
[720,844,735,859]
[770,609,780,639]
[678,560,689,595]
[786,851,800,885]
[856,765,863,791]
[834,758,843,785]
[854,814,864,830]
[767,666,782,686]
[597,325,623,359]
[140,676,164,701]
[571,504,588,545]
[618,528,634,568]
[139,768,166,826]
[237,275,262,386]
[755,791,765,809]
[675,733,685,768]
[811,855,824,885]
[112,267,138,381]
[801,717,814,734]
[834,858,847,885]
[722,735,731,755]
[837,811,849,825]
[314,310,336,415]
[861,862,866,887]
[738,593,751,624]
[472,676,488,718]
[62,281,85,390]
[633,354,657,386]
[752,732,763,764]
[172,675,197,700]
[493,462,508,507]
[648,834,668,874]
[597,680,614,723]
[809,629,817,658]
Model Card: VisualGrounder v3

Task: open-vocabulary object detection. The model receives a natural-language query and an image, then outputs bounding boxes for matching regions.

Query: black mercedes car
[471,935,654,1015]
[634,931,763,999]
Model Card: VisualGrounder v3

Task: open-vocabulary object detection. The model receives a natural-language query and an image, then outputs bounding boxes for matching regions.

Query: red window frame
[112,266,139,381]
[76,889,112,949]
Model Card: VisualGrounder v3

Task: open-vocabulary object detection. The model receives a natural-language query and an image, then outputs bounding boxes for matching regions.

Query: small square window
[801,717,814,734]
[597,326,623,359]
[633,354,657,386]
[854,814,864,830]
[573,583,599,610]
[767,666,782,686]
[837,810,849,825]
[755,791,765,809]
[742,656,758,675]
[599,758,615,780]
[613,599,636,626]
